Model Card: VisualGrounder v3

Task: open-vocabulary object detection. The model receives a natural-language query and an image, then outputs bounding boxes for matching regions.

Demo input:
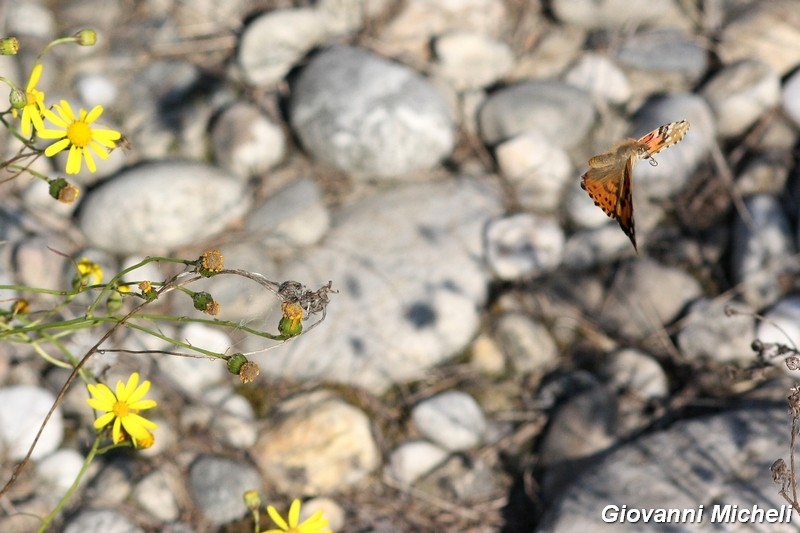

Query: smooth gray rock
[479,81,594,148]
[290,46,454,179]
[188,455,262,526]
[79,162,251,255]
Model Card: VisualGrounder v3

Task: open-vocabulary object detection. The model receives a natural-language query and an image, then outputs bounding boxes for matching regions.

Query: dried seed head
[772,458,789,484]
[789,387,800,417]
[199,249,224,276]
[238,361,260,384]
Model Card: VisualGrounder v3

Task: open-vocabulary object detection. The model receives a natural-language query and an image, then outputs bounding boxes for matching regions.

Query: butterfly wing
[581,162,622,220]
[637,120,690,159]
[580,154,638,251]
[615,155,636,251]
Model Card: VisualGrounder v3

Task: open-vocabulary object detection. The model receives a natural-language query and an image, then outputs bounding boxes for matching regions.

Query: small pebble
[388,440,450,485]
[411,391,486,451]
[188,455,262,526]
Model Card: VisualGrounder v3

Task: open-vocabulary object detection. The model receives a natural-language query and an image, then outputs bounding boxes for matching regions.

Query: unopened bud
[0,37,19,55]
[9,87,25,110]
[243,490,262,511]
[74,29,96,46]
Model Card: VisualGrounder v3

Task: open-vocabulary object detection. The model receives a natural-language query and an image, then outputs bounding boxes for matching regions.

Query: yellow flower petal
[89,142,110,161]
[27,64,42,91]
[120,372,140,402]
[44,137,69,157]
[20,109,32,137]
[83,147,97,173]
[85,104,103,123]
[87,397,109,411]
[37,127,66,140]
[112,417,124,443]
[58,100,76,121]
[88,383,116,407]
[288,499,301,527]
[127,379,151,404]
[129,399,157,411]
[66,145,82,174]
[29,109,45,133]
[92,129,122,146]
[121,414,156,441]
[93,411,115,429]
[126,412,158,430]
[267,505,289,531]
[42,107,67,129]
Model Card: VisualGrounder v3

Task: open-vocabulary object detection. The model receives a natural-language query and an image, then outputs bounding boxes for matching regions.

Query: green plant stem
[133,313,286,341]
[124,320,225,359]
[0,315,108,339]
[85,255,191,316]
[36,434,101,533]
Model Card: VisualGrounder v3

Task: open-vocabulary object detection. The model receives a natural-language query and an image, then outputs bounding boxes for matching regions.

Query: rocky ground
[1,0,800,531]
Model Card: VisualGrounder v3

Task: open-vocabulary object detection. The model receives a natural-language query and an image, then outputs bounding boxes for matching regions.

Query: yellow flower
[39,100,121,174]
[263,499,330,533]
[76,257,104,285]
[14,63,46,137]
[86,372,158,447]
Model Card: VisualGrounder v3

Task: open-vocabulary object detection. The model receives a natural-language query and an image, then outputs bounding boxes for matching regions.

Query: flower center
[67,120,92,148]
[112,401,129,418]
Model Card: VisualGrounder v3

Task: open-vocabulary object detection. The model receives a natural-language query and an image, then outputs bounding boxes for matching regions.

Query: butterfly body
[580,120,690,252]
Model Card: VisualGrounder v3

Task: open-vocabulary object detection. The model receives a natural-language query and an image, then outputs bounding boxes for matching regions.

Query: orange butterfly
[580,120,690,252]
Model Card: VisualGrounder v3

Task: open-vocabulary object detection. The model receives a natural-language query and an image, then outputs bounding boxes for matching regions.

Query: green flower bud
[0,37,19,55]
[278,315,303,337]
[227,353,248,374]
[9,87,25,110]
[74,29,96,46]
[192,292,214,312]
[243,490,262,511]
